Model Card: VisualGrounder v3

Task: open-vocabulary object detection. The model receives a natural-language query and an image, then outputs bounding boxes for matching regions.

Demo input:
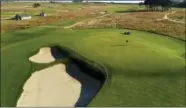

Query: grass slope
[1,28,185,106]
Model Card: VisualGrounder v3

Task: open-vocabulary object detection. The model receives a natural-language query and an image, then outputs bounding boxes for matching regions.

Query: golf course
[1,2,186,107]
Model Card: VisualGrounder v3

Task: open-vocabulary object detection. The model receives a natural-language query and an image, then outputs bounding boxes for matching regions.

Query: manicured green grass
[1,27,185,106]
[48,19,76,26]
[106,4,145,13]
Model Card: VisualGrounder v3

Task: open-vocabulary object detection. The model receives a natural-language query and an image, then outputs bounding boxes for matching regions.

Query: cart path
[38,13,110,28]
[156,11,185,24]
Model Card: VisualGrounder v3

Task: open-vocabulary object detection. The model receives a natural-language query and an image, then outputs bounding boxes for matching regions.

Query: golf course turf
[1,26,185,106]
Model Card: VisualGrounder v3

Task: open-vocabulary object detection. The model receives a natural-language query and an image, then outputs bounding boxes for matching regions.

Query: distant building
[14,14,32,20]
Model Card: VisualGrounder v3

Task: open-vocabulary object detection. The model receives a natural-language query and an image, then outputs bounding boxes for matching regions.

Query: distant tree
[176,0,186,8]
[73,0,83,3]
[139,2,144,7]
[144,0,172,11]
[160,0,172,10]
[50,0,54,3]
[33,3,41,8]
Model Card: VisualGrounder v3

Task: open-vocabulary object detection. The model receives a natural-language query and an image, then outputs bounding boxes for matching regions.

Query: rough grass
[1,3,108,33]
[1,28,185,106]
[169,10,185,22]
[73,10,185,40]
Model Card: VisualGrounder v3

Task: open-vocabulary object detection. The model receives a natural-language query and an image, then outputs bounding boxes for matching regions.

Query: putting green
[1,28,185,106]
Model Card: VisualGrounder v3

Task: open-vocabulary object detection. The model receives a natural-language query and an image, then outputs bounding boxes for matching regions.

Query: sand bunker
[29,47,56,63]
[21,47,102,106]
[17,64,81,107]
[17,62,102,107]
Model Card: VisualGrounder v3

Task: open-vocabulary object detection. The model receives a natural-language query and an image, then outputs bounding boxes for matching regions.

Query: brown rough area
[73,11,186,40]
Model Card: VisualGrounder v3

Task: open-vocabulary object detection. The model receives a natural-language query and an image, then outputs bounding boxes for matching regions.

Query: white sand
[16,64,81,107]
[29,47,55,63]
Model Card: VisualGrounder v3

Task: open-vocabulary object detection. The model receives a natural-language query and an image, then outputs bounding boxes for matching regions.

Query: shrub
[73,0,83,3]
[50,1,55,3]
[33,3,41,8]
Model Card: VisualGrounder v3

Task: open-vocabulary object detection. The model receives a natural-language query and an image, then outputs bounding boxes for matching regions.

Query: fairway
[1,27,185,106]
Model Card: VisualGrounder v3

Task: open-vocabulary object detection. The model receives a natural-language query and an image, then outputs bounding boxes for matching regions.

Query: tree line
[173,0,186,8]
[143,0,172,11]
[143,0,186,11]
